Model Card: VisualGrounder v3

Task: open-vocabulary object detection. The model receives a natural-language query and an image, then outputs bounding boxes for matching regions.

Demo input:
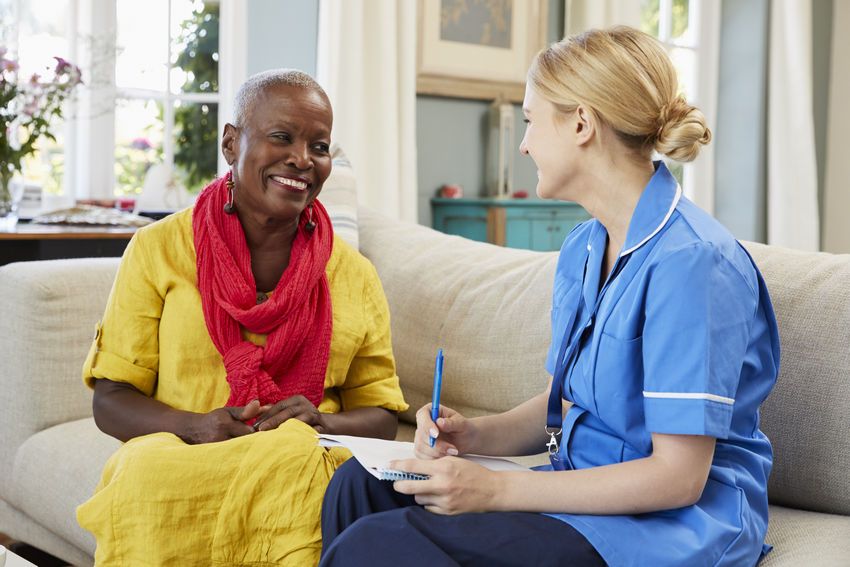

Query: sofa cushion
[358,207,556,424]
[10,418,120,556]
[762,505,850,566]
[0,258,119,486]
[744,242,850,516]
[322,144,359,250]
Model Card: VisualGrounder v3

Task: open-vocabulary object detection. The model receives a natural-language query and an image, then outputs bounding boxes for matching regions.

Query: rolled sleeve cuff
[339,375,409,413]
[83,349,157,396]
[643,395,733,438]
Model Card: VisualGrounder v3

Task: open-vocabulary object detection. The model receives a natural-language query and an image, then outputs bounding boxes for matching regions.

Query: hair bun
[654,96,711,162]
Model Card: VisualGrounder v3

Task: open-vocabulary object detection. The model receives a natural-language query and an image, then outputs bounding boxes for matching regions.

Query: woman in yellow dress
[76,69,407,566]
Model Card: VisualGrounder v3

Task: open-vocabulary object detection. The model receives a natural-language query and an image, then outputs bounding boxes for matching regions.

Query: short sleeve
[642,243,757,438]
[82,228,163,395]
[337,263,408,413]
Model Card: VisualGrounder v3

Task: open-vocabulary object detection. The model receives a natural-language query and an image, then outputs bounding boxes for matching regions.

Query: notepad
[317,433,529,481]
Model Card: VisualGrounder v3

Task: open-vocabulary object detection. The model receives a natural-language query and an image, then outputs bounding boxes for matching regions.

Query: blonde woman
[319,27,779,567]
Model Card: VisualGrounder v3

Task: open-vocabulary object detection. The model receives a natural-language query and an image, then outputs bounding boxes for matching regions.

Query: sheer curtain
[767,0,820,250]
[316,0,418,223]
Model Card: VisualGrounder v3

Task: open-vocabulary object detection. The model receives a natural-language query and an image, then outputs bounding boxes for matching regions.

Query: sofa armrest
[0,258,119,484]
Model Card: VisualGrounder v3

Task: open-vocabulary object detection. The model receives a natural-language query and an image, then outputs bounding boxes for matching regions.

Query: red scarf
[192,173,333,408]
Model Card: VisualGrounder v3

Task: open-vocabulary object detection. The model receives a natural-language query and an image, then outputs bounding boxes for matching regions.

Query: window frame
[647,0,720,214]
[6,0,233,202]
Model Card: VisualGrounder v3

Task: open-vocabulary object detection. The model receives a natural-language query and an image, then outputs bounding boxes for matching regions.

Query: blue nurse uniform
[542,161,780,566]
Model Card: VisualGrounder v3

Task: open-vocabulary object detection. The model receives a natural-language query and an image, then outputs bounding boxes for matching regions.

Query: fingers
[255,396,321,432]
[239,399,262,421]
[414,404,459,458]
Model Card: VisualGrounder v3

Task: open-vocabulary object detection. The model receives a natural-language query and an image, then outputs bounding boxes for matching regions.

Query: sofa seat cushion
[10,418,120,556]
[763,505,850,566]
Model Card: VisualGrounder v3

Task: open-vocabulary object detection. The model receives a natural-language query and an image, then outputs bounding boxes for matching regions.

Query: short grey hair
[232,69,328,126]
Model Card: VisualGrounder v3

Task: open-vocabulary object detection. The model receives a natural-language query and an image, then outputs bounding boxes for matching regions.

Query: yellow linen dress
[76,208,407,566]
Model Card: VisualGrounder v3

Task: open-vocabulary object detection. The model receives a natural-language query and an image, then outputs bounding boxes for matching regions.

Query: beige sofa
[1,208,849,566]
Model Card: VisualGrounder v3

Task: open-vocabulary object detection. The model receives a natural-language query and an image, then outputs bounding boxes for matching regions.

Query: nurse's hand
[390,457,499,515]
[414,404,479,459]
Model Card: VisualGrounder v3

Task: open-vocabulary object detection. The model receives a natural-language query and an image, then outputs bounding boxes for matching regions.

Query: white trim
[620,184,683,256]
[688,0,720,214]
[643,391,735,405]
[217,0,247,175]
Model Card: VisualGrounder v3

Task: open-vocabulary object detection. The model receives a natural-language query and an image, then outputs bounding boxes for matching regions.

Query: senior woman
[76,69,407,566]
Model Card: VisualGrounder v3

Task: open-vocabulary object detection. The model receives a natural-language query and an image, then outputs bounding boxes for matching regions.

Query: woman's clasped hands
[185,396,325,444]
[389,403,502,515]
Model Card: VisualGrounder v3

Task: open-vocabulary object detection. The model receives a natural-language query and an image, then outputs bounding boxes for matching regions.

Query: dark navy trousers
[320,458,607,567]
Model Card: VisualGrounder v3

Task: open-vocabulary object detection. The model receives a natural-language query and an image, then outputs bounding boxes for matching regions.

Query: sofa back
[359,208,850,517]
[743,242,850,515]
[0,258,119,482]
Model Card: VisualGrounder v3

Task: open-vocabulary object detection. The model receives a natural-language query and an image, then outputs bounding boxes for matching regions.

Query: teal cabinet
[432,198,590,252]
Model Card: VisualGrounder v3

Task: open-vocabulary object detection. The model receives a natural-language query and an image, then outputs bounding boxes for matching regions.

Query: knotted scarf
[192,172,333,408]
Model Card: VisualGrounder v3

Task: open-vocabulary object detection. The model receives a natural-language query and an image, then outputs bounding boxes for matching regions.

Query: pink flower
[29,73,40,85]
[53,56,71,74]
[130,137,153,150]
[1,59,18,73]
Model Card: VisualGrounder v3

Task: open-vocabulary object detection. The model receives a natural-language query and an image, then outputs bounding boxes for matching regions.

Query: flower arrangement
[0,46,83,220]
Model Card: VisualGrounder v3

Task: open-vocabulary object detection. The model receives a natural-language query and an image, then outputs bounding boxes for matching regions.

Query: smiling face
[222,84,333,226]
[519,83,590,201]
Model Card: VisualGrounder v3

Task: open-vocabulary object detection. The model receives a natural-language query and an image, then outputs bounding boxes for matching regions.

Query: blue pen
[429,348,444,448]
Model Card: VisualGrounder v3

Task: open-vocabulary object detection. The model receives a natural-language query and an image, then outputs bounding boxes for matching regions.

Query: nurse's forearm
[467,385,565,457]
[492,433,716,514]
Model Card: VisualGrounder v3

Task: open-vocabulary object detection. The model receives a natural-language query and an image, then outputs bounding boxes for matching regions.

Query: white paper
[317,433,528,480]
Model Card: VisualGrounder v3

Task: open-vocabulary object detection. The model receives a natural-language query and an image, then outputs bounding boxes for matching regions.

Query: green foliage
[640,0,690,40]
[173,3,219,193]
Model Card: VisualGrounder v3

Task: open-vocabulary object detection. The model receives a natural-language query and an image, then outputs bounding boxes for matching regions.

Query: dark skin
[93,84,398,444]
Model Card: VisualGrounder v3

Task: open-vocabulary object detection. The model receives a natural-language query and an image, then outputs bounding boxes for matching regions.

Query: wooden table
[0,224,137,266]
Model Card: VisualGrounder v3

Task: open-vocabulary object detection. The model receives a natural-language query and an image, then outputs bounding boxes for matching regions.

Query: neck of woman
[575,153,655,255]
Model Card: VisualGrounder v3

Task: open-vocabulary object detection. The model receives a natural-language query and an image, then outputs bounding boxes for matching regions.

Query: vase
[0,174,24,231]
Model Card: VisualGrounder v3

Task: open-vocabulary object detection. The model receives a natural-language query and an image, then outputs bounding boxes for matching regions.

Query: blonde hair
[528,26,711,162]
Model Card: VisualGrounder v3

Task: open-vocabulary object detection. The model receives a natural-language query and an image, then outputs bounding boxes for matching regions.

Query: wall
[416,0,565,226]
[246,0,318,77]
[812,0,834,243]
[713,0,769,242]
[822,0,850,253]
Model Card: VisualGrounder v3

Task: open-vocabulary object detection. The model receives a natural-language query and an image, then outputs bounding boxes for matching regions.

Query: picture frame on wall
[417,0,549,103]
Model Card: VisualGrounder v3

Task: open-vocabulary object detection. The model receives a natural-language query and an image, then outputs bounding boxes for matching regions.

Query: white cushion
[322,144,359,250]
[10,418,120,556]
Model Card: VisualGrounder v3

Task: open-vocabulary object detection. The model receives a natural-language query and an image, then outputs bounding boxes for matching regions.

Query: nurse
[320,26,779,567]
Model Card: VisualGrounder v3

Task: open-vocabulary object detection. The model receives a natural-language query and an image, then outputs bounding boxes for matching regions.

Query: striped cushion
[322,144,359,250]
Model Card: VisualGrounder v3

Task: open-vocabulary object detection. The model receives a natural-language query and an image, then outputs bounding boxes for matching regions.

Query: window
[0,0,75,199]
[640,0,720,213]
[1,0,223,206]
[113,0,220,196]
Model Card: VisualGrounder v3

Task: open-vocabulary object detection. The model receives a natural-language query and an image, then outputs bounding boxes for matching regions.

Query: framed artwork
[417,0,549,103]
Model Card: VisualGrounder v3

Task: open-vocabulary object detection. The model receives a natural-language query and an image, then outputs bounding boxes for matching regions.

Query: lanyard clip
[545,426,562,457]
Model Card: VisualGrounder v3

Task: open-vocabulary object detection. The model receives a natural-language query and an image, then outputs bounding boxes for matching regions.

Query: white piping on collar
[620,184,683,257]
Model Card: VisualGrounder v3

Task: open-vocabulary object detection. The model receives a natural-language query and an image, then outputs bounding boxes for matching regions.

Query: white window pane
[7,0,72,195]
[170,1,219,94]
[640,0,660,37]
[0,1,14,45]
[116,0,168,91]
[173,101,218,192]
[669,47,696,101]
[671,0,695,47]
[114,98,165,196]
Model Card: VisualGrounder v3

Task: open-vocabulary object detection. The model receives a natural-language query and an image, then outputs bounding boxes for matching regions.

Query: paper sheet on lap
[317,433,528,480]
